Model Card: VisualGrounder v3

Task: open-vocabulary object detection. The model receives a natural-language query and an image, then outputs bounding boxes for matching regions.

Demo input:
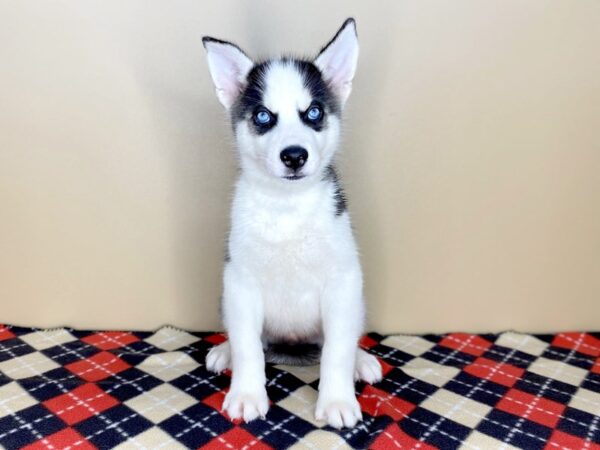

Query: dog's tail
[265,342,321,366]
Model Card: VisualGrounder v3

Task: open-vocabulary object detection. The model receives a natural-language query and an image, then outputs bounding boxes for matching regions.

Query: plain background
[1,1,599,333]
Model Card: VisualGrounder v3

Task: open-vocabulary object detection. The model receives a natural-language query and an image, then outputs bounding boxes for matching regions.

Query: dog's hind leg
[354,348,382,384]
[206,341,231,374]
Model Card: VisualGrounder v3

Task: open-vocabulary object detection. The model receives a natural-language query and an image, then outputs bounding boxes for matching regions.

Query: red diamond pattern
[43,383,119,425]
[552,333,600,357]
[201,427,273,450]
[22,428,96,450]
[440,333,493,357]
[0,327,598,450]
[370,423,438,450]
[496,388,566,428]
[81,331,139,350]
[359,385,416,421]
[0,325,15,342]
[65,350,130,382]
[465,356,525,387]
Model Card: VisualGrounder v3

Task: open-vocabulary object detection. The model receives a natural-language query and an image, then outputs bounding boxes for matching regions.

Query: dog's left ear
[315,18,359,105]
[202,37,253,109]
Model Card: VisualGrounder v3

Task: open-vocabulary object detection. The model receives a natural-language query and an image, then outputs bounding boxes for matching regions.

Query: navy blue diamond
[0,404,65,449]
[159,403,233,447]
[557,407,600,444]
[444,372,508,407]
[243,404,314,448]
[542,346,594,370]
[19,367,83,402]
[378,368,439,406]
[477,409,551,450]
[74,404,152,448]
[581,371,600,391]
[41,340,99,366]
[265,366,307,403]
[399,407,469,450]
[170,367,230,401]
[103,367,163,402]
[482,345,536,369]
[514,370,577,404]
[422,345,476,369]
[0,340,36,363]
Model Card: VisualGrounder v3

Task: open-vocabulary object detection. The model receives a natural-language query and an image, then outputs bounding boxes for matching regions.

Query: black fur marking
[265,342,321,366]
[231,61,271,130]
[231,57,341,132]
[292,59,340,119]
[323,165,347,216]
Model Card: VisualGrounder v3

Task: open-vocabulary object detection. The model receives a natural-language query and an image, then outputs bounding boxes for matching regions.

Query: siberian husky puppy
[203,18,382,429]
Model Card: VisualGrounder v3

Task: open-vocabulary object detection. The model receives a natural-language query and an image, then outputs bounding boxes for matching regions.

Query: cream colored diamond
[420,389,491,428]
[145,327,199,351]
[137,352,200,382]
[0,352,59,380]
[527,357,587,386]
[125,383,196,423]
[277,385,324,427]
[0,382,38,418]
[496,332,548,356]
[402,357,460,387]
[460,430,521,450]
[274,364,320,384]
[114,426,186,449]
[381,335,435,356]
[570,387,600,415]
[288,429,354,450]
[20,329,76,351]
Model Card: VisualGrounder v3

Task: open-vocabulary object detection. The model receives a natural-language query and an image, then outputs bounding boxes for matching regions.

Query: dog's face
[203,19,358,183]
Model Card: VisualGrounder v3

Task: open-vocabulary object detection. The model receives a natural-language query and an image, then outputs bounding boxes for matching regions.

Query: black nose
[280,146,308,171]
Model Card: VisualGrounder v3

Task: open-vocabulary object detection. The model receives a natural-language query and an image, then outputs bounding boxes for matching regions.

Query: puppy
[203,18,382,429]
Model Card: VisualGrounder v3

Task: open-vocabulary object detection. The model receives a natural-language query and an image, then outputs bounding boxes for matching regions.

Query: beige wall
[1,1,599,333]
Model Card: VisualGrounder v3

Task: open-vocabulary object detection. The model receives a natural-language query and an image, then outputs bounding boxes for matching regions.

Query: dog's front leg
[221,264,269,422]
[316,269,364,429]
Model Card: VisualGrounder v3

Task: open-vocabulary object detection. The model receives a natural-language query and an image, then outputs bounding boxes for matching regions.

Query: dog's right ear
[202,37,253,109]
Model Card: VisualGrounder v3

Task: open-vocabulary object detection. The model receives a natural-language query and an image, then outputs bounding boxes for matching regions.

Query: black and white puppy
[203,18,382,429]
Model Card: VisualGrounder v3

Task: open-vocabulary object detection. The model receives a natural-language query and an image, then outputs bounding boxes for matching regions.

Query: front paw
[315,395,362,429]
[222,387,269,422]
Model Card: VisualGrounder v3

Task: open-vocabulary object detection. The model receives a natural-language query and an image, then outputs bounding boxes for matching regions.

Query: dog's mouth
[283,175,305,181]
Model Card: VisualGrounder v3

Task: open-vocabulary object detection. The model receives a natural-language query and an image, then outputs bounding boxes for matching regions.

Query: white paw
[354,349,383,384]
[222,387,269,422]
[206,342,231,374]
[315,396,362,429]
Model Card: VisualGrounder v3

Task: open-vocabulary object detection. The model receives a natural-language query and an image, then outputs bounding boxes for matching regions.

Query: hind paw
[355,348,382,384]
[206,341,231,374]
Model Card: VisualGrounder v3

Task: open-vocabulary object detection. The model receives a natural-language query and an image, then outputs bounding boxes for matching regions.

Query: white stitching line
[379,371,571,449]
[369,343,597,407]
[556,334,600,356]
[387,332,600,367]
[415,334,491,450]
[0,329,219,449]
[370,343,598,429]
[367,342,596,449]
[440,334,598,388]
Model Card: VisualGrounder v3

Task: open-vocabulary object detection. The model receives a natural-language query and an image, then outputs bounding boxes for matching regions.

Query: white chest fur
[227,176,358,342]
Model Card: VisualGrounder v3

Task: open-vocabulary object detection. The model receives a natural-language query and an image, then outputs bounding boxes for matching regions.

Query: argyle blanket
[0,326,599,450]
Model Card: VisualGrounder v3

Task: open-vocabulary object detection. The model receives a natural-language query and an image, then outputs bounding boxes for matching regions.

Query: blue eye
[254,110,272,126]
[306,105,323,122]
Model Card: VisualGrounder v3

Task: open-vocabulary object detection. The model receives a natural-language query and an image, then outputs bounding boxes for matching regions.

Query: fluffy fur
[203,18,382,429]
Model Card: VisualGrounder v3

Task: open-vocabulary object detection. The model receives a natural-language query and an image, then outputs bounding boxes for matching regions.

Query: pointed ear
[202,37,253,109]
[315,18,359,105]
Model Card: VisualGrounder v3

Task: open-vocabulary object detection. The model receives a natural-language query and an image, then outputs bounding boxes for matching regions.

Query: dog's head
[203,19,358,183]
